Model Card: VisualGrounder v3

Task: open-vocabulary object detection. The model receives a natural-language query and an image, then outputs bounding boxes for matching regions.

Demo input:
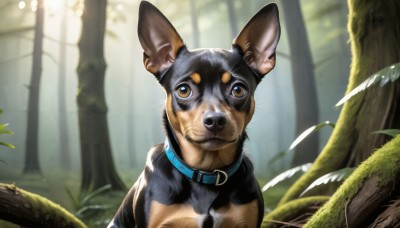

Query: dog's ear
[233,3,280,77]
[138,1,185,78]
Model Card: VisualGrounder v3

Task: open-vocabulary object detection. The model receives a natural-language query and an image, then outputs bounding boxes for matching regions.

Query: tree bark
[0,183,86,227]
[303,135,400,227]
[278,0,400,205]
[280,0,320,166]
[368,200,400,228]
[24,0,44,174]
[77,0,125,193]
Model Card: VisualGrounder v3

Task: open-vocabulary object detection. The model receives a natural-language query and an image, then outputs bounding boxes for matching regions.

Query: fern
[262,163,313,192]
[268,121,335,165]
[336,62,400,107]
[66,184,112,219]
[0,109,15,149]
[288,121,335,151]
[300,167,355,197]
[372,129,400,138]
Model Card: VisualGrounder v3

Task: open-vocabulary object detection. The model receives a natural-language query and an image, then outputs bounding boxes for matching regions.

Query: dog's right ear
[138,1,185,79]
[233,3,280,78]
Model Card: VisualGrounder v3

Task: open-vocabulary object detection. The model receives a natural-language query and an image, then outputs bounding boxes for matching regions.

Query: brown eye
[231,84,247,98]
[177,84,192,98]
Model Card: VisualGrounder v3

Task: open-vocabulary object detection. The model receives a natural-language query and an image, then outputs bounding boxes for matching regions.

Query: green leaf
[288,121,335,151]
[336,62,400,107]
[81,184,112,206]
[262,163,313,192]
[65,187,81,210]
[0,142,15,149]
[372,129,400,138]
[0,123,14,135]
[76,204,112,218]
[300,167,355,197]
[268,121,335,165]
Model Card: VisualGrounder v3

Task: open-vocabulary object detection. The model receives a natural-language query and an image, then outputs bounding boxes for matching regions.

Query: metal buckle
[213,169,228,186]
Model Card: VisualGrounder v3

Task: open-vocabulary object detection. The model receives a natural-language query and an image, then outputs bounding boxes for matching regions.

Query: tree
[58,0,71,170]
[226,0,238,40]
[77,0,126,193]
[263,0,400,226]
[189,0,200,48]
[23,0,45,174]
[280,0,319,166]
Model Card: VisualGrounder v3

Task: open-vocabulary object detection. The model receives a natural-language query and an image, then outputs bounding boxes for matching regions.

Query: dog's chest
[148,200,258,228]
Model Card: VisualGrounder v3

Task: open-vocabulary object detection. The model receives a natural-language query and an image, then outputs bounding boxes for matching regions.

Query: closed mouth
[185,136,236,144]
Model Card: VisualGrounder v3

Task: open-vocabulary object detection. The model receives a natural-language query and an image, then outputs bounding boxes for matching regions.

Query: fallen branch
[0,183,87,228]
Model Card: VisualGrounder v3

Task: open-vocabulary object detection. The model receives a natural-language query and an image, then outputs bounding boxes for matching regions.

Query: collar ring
[213,169,228,186]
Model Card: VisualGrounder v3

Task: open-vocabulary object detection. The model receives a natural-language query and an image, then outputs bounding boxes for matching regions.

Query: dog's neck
[164,112,245,172]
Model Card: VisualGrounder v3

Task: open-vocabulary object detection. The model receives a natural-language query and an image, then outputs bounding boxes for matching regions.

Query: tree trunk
[0,183,86,227]
[59,0,71,170]
[280,0,320,166]
[77,0,125,193]
[303,135,400,227]
[278,0,400,205]
[226,0,238,40]
[190,0,200,48]
[23,0,44,174]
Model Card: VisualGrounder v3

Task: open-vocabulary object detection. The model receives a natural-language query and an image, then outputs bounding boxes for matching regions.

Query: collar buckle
[213,169,228,186]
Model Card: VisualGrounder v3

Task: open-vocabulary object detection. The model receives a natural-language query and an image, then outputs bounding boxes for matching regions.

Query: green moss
[304,135,400,227]
[262,196,329,228]
[1,183,87,228]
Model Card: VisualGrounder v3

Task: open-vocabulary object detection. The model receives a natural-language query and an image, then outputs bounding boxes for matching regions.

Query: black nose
[203,112,227,132]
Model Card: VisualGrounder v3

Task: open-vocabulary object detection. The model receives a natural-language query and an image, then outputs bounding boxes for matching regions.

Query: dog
[108,1,280,227]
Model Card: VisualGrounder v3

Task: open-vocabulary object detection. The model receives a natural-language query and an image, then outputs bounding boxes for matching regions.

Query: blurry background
[0,0,349,215]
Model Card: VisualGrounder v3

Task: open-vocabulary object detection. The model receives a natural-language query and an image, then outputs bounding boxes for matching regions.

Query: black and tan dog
[109,1,280,227]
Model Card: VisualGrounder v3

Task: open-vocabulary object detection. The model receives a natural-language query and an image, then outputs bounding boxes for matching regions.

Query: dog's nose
[203,112,227,132]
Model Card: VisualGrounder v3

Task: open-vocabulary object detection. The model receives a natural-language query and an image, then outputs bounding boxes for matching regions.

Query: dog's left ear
[138,1,185,78]
[233,3,280,77]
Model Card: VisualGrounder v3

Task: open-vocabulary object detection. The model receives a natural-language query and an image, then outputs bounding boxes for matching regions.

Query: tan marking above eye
[221,72,232,84]
[190,72,202,84]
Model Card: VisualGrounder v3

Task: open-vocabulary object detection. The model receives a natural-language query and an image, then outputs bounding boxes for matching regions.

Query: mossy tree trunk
[77,0,125,193]
[304,135,400,227]
[278,0,400,205]
[23,0,44,174]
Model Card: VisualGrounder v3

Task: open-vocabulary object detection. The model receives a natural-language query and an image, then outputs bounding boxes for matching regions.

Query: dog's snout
[203,112,227,132]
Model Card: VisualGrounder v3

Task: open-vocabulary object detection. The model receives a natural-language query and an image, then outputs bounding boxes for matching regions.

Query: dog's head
[138,1,280,152]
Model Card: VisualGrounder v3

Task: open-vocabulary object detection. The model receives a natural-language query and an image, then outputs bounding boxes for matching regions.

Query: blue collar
[164,139,243,186]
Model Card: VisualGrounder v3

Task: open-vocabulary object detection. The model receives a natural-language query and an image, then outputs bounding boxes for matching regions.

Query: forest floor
[0,168,288,227]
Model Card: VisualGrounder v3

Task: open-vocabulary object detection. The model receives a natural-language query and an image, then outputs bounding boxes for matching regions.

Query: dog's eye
[231,84,247,98]
[176,84,192,98]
